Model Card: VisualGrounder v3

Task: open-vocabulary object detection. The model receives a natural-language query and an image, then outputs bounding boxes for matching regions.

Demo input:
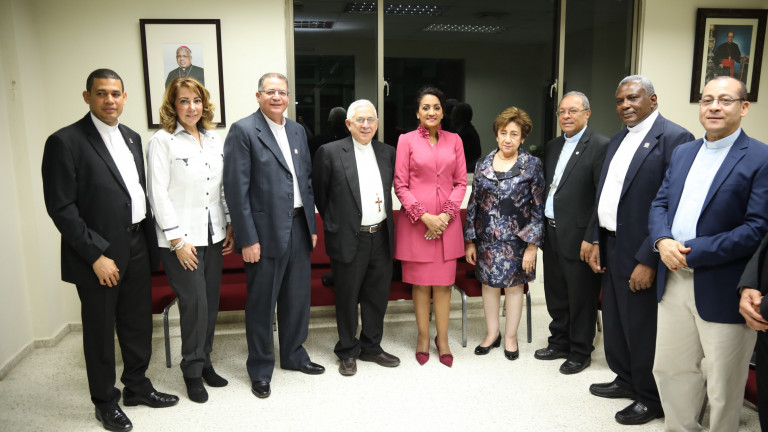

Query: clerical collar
[353,137,372,151]
[263,113,285,129]
[91,112,119,133]
[564,125,587,144]
[626,109,659,134]
[703,128,741,149]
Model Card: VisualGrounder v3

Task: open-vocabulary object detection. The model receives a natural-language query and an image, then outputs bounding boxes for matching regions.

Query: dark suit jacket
[739,234,768,319]
[594,113,694,278]
[650,131,768,323]
[223,109,316,258]
[312,137,395,263]
[544,127,609,260]
[41,113,158,287]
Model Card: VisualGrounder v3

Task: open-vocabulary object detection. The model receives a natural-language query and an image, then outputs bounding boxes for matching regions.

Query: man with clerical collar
[535,91,608,375]
[589,75,694,425]
[650,76,768,432]
[223,72,324,399]
[165,46,205,87]
[312,99,400,376]
[41,68,179,432]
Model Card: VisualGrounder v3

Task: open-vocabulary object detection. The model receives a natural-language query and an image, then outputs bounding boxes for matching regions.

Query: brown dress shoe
[339,357,357,376]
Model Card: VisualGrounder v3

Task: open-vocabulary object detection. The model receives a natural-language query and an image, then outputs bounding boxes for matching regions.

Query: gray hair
[562,91,590,111]
[346,99,378,120]
[617,75,655,96]
[258,72,289,92]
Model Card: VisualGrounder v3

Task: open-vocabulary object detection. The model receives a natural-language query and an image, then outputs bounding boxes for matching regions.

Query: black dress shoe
[339,357,357,376]
[359,351,401,367]
[251,381,271,399]
[122,389,179,408]
[534,347,568,360]
[299,361,325,375]
[95,406,133,431]
[474,333,501,355]
[183,377,208,403]
[589,381,637,399]
[615,401,663,425]
[559,358,591,375]
[504,349,519,360]
[202,366,228,387]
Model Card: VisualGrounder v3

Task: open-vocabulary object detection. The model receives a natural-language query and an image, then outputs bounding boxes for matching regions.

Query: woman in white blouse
[147,77,234,403]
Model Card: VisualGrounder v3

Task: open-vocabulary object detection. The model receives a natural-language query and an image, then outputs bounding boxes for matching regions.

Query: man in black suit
[588,75,694,425]
[41,69,178,432]
[312,99,400,376]
[223,72,324,399]
[535,91,608,375]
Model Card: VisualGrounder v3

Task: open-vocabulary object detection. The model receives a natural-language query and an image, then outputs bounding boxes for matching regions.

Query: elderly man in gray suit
[224,72,324,399]
[312,100,400,376]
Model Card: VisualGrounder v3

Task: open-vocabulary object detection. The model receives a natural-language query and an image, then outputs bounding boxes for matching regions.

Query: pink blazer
[394,126,467,262]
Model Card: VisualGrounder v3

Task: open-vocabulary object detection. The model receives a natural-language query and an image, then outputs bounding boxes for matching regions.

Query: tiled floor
[0,295,759,431]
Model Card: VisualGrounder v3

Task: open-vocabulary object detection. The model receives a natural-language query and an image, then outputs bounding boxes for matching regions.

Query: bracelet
[171,239,185,252]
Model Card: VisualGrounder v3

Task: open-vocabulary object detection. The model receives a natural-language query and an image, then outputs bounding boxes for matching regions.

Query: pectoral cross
[375,194,382,212]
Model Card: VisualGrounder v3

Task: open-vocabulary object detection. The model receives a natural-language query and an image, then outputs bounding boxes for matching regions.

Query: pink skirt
[401,257,457,286]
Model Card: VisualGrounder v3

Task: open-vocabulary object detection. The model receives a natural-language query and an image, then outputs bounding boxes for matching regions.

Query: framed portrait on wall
[140,19,226,128]
[690,8,767,102]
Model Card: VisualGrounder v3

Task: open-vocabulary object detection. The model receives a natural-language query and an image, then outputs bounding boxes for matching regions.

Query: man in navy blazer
[588,75,694,425]
[649,76,768,431]
[42,69,178,432]
[223,73,324,399]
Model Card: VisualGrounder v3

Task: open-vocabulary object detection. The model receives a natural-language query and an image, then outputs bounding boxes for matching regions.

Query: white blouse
[147,123,230,248]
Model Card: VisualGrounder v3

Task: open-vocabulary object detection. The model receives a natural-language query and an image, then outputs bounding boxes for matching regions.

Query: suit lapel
[286,121,304,175]
[120,125,146,189]
[254,110,291,172]
[557,129,591,189]
[700,133,748,214]
[620,115,663,199]
[372,141,393,210]
[545,136,565,185]
[82,115,130,196]
[667,140,700,218]
[340,138,363,212]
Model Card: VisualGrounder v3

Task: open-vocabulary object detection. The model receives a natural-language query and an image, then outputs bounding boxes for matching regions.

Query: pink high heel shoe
[415,351,429,365]
[434,336,453,367]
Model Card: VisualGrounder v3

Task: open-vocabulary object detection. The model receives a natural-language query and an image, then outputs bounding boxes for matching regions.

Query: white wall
[640,0,768,141]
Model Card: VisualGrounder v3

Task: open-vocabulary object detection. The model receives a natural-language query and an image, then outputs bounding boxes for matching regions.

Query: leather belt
[360,221,385,233]
[126,222,143,233]
[604,229,616,238]
[292,207,304,218]
[547,218,556,228]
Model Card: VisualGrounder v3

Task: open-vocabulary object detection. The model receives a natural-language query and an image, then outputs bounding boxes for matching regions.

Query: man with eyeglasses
[223,72,324,399]
[535,91,608,375]
[312,99,400,376]
[164,46,205,87]
[649,76,768,431]
[589,75,694,425]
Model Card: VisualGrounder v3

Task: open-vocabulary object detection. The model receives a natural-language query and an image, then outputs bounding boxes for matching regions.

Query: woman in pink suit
[394,87,467,367]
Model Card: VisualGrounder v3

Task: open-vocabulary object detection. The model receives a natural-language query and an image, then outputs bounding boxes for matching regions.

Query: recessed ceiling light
[295,21,334,29]
[344,2,446,16]
[423,23,505,33]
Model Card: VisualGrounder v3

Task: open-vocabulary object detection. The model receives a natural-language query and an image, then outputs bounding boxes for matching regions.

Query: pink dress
[394,125,467,286]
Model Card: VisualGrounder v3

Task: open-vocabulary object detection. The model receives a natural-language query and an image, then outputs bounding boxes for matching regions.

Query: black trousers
[76,229,154,410]
[757,330,768,431]
[601,234,661,411]
[542,224,600,362]
[244,215,311,382]
[160,238,223,378]
[331,226,392,359]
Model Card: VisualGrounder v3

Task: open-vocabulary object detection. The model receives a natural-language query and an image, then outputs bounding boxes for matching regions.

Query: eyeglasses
[353,117,377,125]
[556,109,587,116]
[176,55,191,59]
[260,89,289,97]
[699,97,745,106]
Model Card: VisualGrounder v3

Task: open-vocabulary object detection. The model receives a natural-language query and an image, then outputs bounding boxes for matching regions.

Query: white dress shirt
[545,125,586,219]
[671,128,740,244]
[147,123,230,248]
[91,113,147,224]
[353,138,386,226]
[598,110,660,231]
[264,115,303,209]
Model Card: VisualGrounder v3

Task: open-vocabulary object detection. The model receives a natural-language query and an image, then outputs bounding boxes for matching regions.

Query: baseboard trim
[0,323,78,380]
